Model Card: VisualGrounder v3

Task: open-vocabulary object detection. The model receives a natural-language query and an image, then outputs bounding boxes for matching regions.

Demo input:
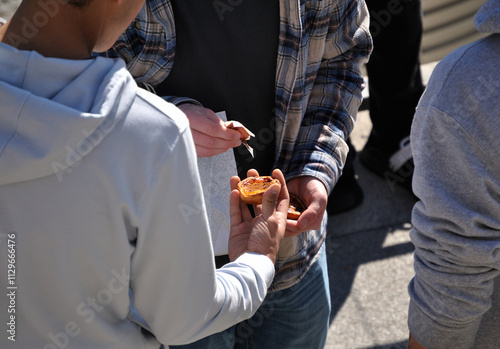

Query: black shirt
[156,0,280,178]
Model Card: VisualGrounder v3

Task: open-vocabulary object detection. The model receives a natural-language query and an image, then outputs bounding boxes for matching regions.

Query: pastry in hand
[236,176,280,205]
[236,176,305,220]
[287,194,305,220]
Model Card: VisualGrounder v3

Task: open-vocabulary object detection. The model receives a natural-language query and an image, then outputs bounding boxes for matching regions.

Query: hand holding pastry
[228,169,289,263]
[236,176,306,220]
[284,176,328,237]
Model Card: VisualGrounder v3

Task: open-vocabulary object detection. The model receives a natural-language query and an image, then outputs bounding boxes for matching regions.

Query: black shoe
[327,138,364,215]
[360,135,414,195]
[327,173,364,215]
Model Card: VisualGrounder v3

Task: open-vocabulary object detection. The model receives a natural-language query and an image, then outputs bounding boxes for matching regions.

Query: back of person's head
[67,0,93,7]
[2,0,145,58]
[22,0,94,7]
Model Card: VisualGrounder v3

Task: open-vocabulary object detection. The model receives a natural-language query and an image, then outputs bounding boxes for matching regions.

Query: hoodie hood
[475,0,500,33]
[0,42,136,185]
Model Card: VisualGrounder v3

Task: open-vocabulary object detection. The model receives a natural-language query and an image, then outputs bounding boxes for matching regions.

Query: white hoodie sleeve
[129,117,274,346]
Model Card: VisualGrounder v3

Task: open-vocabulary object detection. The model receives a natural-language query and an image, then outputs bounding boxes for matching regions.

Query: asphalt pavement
[323,62,438,349]
[324,107,417,349]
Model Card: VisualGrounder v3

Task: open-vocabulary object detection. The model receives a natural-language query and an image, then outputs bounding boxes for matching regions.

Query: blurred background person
[329,0,424,214]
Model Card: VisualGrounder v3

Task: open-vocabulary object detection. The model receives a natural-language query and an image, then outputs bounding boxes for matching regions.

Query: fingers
[179,104,242,157]
[284,203,322,235]
[296,185,326,230]
[283,176,327,235]
[230,176,253,222]
[246,169,260,178]
[296,204,323,231]
[284,213,322,237]
[271,168,290,216]
[229,189,243,227]
[284,221,301,237]
[260,183,281,220]
[245,168,289,219]
[193,112,241,142]
[260,169,289,220]
[191,130,241,157]
[194,144,236,158]
[230,176,240,191]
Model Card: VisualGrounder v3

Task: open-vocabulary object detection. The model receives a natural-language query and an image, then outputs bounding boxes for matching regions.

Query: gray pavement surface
[324,62,437,349]
[324,109,417,349]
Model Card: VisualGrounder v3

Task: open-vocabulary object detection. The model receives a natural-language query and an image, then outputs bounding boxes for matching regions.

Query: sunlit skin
[0,0,145,60]
[177,103,242,158]
[228,169,289,263]
[242,169,327,237]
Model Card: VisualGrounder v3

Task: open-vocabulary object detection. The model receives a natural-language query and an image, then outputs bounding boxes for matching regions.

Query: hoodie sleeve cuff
[226,252,275,289]
[408,299,481,349]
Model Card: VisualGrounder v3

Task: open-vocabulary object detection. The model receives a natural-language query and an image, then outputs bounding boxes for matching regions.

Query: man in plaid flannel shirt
[104,0,372,347]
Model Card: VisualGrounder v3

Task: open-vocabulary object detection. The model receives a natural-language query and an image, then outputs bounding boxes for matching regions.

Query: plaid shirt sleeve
[282,0,372,194]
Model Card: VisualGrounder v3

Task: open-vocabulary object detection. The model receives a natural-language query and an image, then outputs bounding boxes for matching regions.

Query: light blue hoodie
[0,40,274,347]
[408,0,500,348]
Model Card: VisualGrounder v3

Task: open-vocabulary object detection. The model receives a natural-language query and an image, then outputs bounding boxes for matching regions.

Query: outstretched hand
[228,169,289,263]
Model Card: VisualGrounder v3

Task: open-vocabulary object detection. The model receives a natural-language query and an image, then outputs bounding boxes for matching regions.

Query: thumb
[261,183,280,219]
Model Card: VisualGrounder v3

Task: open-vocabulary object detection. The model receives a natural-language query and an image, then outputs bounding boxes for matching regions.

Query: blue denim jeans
[170,243,330,349]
